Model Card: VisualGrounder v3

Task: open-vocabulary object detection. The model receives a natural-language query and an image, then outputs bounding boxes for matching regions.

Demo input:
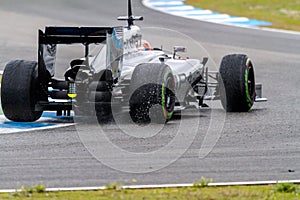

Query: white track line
[169,10,213,15]
[259,27,300,35]
[207,17,249,23]
[162,5,195,11]
[0,123,75,135]
[1,180,300,193]
[150,1,184,6]
[190,14,230,20]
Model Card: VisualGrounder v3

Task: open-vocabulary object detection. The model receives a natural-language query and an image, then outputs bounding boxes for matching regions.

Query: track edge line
[1,180,300,193]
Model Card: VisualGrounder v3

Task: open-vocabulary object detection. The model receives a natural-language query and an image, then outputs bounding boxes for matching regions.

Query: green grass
[1,183,299,200]
[185,0,300,31]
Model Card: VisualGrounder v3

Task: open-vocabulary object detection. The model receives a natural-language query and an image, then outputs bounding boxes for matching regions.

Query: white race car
[1,0,266,124]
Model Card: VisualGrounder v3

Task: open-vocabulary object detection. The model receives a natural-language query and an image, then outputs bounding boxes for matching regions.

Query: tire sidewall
[219,54,256,112]
[129,63,175,123]
[1,60,43,121]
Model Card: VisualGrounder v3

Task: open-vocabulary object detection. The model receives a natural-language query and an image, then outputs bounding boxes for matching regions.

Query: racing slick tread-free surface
[219,54,256,112]
[1,60,43,122]
[94,88,113,123]
[93,70,113,123]
[129,63,175,124]
[73,70,113,123]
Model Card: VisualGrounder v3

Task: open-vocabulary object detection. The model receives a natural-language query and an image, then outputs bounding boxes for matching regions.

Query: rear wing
[38,26,123,80]
[39,26,113,45]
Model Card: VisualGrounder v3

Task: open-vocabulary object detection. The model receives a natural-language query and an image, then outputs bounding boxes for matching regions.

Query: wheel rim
[245,58,255,108]
[162,75,175,119]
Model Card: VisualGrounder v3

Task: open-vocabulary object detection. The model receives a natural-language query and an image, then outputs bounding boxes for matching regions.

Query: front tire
[129,63,175,124]
[219,54,256,112]
[1,60,44,121]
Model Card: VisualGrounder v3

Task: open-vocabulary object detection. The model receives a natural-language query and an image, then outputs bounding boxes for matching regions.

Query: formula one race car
[1,0,266,124]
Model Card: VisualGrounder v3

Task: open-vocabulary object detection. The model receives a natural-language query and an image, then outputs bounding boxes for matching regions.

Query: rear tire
[129,63,175,124]
[91,70,113,123]
[93,85,113,123]
[219,54,256,112]
[73,70,113,123]
[1,60,44,122]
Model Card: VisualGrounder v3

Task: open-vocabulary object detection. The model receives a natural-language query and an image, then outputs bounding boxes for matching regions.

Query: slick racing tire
[219,54,256,112]
[93,89,113,123]
[129,63,175,124]
[91,70,113,123]
[1,60,43,122]
[74,70,113,123]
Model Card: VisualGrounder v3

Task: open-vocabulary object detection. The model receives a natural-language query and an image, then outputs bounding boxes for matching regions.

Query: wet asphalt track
[0,0,299,189]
